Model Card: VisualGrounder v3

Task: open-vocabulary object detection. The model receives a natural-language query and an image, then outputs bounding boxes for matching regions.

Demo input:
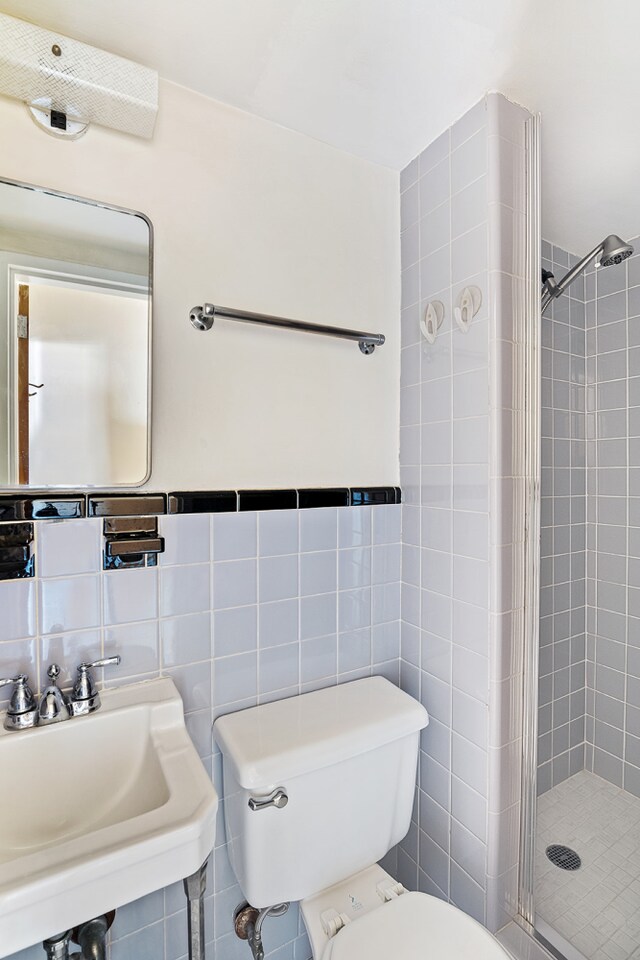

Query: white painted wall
[0,80,400,490]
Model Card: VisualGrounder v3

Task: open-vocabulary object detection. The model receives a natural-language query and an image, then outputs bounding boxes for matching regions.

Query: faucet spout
[38,664,71,725]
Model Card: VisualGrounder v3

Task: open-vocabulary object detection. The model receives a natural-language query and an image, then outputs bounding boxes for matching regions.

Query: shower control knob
[248,787,289,812]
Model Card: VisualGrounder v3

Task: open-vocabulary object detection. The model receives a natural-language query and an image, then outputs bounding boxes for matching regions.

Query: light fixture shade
[0,13,158,139]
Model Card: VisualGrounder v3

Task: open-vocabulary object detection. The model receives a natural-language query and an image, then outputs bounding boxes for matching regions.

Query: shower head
[600,234,634,267]
[541,233,635,312]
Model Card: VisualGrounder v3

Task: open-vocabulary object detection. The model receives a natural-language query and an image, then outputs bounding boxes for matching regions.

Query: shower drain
[546,844,581,871]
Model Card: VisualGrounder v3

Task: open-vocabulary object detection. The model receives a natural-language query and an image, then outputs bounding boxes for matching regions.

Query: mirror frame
[0,175,153,491]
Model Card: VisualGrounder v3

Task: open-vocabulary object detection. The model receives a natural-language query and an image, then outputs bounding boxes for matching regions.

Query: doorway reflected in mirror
[0,178,151,488]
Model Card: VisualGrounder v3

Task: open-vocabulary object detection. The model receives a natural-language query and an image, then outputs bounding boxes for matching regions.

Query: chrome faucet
[0,656,121,732]
[38,664,71,725]
[0,674,38,730]
[69,657,121,717]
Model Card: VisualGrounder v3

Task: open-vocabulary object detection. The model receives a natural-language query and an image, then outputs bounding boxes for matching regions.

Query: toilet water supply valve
[234,902,289,960]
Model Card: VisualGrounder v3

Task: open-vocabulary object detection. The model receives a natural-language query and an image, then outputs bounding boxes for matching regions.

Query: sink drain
[546,844,581,871]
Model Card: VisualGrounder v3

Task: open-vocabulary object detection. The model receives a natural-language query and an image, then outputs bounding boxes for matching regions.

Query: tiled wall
[538,241,587,792]
[398,93,531,933]
[584,237,640,798]
[538,234,640,801]
[0,503,401,960]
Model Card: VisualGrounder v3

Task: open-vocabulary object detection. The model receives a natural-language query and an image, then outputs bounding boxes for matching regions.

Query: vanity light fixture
[0,13,158,139]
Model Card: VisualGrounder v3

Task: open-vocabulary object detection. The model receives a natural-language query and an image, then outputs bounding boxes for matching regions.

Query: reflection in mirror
[0,179,151,487]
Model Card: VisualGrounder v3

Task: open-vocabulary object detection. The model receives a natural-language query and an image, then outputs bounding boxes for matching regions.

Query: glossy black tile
[88,495,166,518]
[298,488,349,509]
[349,487,399,506]
[0,522,34,580]
[168,491,237,514]
[0,496,85,522]
[238,489,297,511]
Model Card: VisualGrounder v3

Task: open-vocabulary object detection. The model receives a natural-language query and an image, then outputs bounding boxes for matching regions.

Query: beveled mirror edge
[0,174,154,492]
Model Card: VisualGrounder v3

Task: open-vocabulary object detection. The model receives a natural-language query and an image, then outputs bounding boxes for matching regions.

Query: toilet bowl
[301,864,509,959]
[213,678,510,960]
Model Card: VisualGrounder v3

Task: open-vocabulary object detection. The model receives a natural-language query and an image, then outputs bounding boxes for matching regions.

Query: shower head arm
[541,240,604,314]
[553,241,604,298]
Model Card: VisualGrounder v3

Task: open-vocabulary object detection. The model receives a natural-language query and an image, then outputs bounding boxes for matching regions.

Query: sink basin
[0,677,218,957]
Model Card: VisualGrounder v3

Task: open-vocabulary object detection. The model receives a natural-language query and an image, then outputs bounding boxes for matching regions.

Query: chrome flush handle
[248,788,289,812]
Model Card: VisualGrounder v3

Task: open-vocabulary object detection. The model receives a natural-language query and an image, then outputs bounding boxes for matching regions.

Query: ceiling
[1,0,639,253]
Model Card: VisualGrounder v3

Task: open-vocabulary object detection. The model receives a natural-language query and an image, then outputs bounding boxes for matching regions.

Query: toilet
[213,676,510,959]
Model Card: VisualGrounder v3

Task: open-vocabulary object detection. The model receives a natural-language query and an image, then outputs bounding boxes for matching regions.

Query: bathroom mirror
[0,178,151,488]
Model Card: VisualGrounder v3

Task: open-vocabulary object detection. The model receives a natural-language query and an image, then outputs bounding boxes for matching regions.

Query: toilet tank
[213,677,429,908]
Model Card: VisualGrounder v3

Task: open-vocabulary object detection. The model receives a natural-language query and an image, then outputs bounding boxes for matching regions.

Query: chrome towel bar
[189,302,385,354]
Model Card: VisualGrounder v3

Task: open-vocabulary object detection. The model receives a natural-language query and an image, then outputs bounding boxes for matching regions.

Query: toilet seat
[320,891,510,959]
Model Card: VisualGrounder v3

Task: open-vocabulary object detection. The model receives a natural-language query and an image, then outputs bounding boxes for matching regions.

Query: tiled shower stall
[539,234,640,798]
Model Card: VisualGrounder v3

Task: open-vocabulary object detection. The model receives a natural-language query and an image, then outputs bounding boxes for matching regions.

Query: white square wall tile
[105,567,159,624]
[161,611,211,666]
[105,621,160,679]
[372,504,402,544]
[213,511,257,561]
[452,511,489,561]
[212,559,257,609]
[0,580,36,641]
[160,563,209,617]
[299,507,338,553]
[338,547,372,591]
[0,637,37,702]
[300,593,337,641]
[451,127,487,194]
[451,97,486,150]
[38,519,101,577]
[259,643,299,694]
[258,510,299,557]
[159,514,210,565]
[258,555,298,602]
[213,605,257,657]
[258,599,298,648]
[452,224,489,286]
[300,551,337,597]
[214,651,257,705]
[39,575,100,635]
[338,507,371,548]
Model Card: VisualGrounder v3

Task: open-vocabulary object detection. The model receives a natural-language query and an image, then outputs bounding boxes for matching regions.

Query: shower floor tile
[535,770,640,960]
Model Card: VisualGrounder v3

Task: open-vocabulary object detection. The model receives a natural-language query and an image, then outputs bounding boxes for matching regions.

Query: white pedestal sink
[0,677,218,957]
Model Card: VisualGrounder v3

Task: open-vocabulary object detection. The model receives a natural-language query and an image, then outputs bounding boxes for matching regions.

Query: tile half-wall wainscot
[0,502,401,960]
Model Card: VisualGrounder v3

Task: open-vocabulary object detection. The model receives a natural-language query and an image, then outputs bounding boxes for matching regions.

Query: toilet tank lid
[213,677,429,789]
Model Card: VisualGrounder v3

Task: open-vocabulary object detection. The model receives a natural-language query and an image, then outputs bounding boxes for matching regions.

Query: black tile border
[239,489,298,512]
[0,487,401,521]
[168,492,237,514]
[88,495,166,518]
[0,496,85,522]
[298,488,349,509]
[350,487,402,506]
